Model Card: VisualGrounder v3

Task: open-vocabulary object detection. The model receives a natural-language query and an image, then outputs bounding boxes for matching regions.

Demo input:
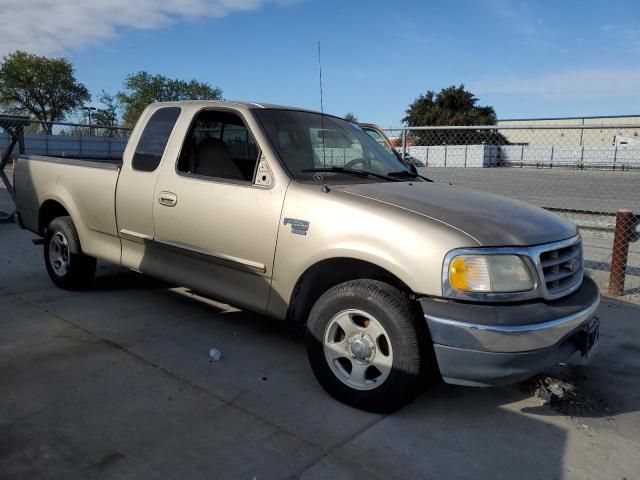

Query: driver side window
[177,110,259,182]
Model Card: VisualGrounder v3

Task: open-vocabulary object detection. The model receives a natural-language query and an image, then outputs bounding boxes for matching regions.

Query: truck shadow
[91,262,168,292]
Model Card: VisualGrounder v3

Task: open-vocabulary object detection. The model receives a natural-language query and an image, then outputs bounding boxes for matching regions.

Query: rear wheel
[44,216,96,290]
[306,280,431,412]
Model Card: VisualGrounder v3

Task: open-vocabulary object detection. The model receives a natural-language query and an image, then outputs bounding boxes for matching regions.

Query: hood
[334,181,576,246]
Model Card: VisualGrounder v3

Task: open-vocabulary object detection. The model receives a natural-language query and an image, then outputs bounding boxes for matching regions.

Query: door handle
[157,191,178,207]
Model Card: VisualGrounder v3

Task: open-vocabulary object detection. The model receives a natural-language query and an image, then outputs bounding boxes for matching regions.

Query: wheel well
[287,258,414,324]
[39,200,69,236]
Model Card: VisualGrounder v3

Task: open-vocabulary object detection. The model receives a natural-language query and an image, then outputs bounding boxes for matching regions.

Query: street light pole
[82,106,97,135]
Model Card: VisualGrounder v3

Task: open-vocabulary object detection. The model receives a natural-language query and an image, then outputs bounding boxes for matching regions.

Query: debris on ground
[521,370,613,417]
[208,348,222,361]
[529,375,575,405]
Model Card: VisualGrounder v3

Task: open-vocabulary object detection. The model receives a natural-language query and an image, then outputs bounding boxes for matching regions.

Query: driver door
[152,108,284,312]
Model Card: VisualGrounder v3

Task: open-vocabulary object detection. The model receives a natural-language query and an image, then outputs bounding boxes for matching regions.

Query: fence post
[444,145,447,167]
[520,145,524,165]
[18,124,25,154]
[401,129,407,161]
[464,144,467,167]
[608,209,634,296]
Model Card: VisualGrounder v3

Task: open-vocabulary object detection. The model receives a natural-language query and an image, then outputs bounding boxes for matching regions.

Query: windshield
[254,109,408,182]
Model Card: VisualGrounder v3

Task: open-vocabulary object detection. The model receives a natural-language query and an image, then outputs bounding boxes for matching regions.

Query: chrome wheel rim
[323,309,394,391]
[49,232,70,277]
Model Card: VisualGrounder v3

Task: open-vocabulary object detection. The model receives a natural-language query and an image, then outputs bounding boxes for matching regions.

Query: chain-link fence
[0,116,132,220]
[0,116,131,160]
[385,124,640,302]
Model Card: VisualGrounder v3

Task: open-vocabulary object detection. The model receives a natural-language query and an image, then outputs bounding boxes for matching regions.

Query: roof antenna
[318,41,330,193]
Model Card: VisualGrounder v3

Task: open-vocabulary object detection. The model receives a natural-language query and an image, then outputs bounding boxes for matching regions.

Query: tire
[44,216,96,290]
[306,280,431,413]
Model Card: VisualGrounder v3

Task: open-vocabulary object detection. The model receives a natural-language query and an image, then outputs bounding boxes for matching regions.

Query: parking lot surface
[2,222,640,479]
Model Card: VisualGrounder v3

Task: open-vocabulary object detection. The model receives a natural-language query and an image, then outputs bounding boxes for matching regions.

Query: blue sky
[2,0,640,125]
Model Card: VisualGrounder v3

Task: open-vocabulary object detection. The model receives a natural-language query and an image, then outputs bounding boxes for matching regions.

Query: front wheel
[44,216,96,290]
[306,280,431,412]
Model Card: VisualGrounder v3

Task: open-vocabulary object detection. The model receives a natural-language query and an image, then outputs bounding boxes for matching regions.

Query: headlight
[446,254,534,294]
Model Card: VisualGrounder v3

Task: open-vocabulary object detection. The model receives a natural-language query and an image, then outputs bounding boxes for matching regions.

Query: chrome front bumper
[425,297,599,353]
[420,276,601,386]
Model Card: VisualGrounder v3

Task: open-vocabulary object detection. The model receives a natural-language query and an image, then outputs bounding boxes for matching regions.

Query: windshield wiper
[387,170,434,182]
[301,167,400,182]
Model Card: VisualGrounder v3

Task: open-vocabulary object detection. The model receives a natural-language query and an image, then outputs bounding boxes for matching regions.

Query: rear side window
[132,107,181,172]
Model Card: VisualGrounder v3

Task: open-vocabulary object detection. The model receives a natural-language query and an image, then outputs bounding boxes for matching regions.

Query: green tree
[0,51,90,133]
[344,112,359,123]
[93,90,119,128]
[116,71,223,127]
[403,85,506,145]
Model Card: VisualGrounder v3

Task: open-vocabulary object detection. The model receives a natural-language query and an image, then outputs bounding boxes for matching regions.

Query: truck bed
[14,154,122,263]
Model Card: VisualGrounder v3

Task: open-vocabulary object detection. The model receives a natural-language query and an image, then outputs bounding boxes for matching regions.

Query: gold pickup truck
[14,101,600,412]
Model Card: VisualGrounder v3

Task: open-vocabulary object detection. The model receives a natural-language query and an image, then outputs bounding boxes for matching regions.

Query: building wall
[497,115,640,147]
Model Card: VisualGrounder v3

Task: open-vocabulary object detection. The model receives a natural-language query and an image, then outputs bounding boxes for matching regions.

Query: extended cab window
[177,110,258,182]
[132,107,181,172]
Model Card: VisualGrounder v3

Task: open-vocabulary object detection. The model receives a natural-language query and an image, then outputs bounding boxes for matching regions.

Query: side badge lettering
[284,218,310,236]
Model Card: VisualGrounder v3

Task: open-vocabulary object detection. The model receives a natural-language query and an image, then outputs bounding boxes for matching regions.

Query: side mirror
[405,162,418,174]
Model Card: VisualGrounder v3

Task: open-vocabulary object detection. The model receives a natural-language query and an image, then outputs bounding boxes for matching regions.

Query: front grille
[538,238,583,297]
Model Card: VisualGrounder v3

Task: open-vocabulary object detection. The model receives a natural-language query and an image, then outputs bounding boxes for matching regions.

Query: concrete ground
[2,223,640,480]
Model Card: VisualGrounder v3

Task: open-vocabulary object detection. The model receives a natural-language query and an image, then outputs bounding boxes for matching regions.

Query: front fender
[267,182,478,319]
